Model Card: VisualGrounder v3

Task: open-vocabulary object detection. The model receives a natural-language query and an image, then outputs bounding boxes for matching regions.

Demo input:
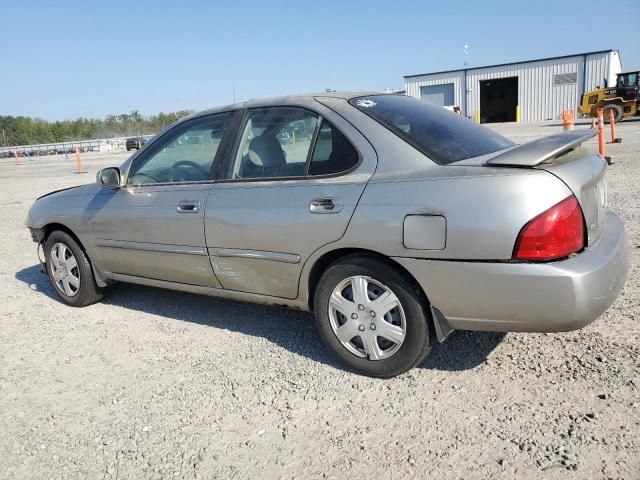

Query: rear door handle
[310,197,339,213]
[177,200,200,213]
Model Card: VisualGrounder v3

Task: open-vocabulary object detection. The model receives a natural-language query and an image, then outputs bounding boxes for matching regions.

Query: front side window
[350,95,514,164]
[128,111,234,185]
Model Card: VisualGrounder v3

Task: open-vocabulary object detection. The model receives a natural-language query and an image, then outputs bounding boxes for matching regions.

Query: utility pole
[2,128,6,147]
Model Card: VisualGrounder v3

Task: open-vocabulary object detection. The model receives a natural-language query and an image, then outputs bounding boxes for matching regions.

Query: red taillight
[513,195,585,261]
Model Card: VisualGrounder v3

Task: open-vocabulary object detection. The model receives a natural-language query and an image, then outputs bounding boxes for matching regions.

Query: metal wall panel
[404,51,622,122]
[404,71,465,110]
[584,50,620,91]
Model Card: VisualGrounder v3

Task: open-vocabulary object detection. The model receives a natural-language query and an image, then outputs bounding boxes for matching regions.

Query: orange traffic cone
[597,108,612,165]
[608,109,622,144]
[75,148,86,174]
[562,110,574,131]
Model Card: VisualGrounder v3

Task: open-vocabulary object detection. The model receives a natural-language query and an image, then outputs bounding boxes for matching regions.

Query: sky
[1,0,638,120]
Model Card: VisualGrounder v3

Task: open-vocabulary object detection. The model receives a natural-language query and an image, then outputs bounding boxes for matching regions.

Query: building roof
[404,49,618,79]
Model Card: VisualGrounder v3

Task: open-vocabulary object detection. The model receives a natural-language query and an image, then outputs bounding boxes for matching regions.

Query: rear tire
[44,230,104,307]
[314,255,432,378]
[602,104,624,124]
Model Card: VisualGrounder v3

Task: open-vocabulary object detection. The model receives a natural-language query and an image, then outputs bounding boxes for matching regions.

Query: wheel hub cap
[328,275,406,360]
[50,242,80,297]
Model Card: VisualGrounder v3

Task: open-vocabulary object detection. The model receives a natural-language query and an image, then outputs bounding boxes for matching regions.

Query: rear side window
[227,107,318,179]
[350,95,514,164]
[226,106,359,180]
[308,121,359,175]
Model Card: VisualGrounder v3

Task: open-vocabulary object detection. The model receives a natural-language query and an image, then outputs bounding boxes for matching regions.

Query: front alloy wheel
[44,230,104,307]
[50,242,81,296]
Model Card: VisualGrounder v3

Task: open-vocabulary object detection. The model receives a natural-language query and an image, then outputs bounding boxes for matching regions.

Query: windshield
[350,95,514,164]
[617,73,639,88]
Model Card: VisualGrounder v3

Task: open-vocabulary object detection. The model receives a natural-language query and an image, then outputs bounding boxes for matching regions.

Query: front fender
[26,184,110,286]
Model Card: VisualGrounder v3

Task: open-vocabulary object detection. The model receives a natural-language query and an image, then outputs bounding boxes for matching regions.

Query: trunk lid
[472,130,607,246]
[538,147,608,246]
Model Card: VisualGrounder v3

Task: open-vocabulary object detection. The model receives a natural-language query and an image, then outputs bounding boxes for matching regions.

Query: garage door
[420,83,455,106]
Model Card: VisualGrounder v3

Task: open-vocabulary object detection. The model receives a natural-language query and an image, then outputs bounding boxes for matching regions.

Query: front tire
[602,104,624,124]
[314,255,432,378]
[44,230,103,307]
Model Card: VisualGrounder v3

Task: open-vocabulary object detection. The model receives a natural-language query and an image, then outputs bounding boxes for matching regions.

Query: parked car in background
[126,137,147,151]
[26,93,628,378]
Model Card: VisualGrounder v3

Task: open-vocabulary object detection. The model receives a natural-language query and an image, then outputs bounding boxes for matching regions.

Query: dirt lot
[1,120,638,480]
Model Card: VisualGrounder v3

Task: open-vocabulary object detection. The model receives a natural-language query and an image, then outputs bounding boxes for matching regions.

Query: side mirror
[97,167,121,187]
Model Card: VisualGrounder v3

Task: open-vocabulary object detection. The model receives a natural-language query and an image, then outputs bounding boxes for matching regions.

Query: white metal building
[404,50,622,123]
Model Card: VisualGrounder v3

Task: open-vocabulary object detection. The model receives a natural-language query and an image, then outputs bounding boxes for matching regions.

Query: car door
[205,101,377,299]
[90,111,237,287]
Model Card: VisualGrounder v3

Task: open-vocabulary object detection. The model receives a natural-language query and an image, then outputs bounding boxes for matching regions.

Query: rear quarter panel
[339,166,573,260]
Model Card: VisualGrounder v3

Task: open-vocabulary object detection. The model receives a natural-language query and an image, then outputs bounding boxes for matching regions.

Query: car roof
[188,91,381,120]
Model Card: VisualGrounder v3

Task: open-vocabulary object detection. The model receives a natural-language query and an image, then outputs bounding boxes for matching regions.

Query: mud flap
[430,305,455,343]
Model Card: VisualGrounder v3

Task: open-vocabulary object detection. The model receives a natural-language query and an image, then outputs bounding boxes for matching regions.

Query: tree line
[0,110,193,147]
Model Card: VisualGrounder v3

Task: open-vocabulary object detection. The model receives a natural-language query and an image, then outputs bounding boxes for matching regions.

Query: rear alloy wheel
[44,230,104,307]
[328,276,407,360]
[314,255,431,378]
[602,104,624,124]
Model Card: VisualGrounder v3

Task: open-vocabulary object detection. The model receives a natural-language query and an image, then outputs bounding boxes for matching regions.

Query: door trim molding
[95,239,207,256]
[208,248,300,264]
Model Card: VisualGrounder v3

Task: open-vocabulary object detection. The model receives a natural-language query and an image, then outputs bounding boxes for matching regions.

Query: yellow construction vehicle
[579,70,639,123]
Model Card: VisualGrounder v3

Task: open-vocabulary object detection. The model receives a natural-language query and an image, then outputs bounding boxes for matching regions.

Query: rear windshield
[349,95,514,164]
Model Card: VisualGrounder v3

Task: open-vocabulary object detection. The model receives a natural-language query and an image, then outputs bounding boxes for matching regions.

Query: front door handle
[310,197,338,213]
[177,200,200,213]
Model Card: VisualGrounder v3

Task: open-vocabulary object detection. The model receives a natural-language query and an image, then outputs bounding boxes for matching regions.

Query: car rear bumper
[393,211,628,332]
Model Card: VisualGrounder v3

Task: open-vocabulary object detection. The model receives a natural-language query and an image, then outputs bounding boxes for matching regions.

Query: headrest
[248,135,285,168]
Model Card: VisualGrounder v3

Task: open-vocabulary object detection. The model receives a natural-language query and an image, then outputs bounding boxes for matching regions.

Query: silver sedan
[26,93,629,377]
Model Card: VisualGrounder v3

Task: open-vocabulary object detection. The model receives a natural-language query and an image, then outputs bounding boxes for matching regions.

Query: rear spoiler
[486,130,597,167]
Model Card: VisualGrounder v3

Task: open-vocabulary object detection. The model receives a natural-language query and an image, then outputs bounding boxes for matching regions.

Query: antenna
[464,43,470,67]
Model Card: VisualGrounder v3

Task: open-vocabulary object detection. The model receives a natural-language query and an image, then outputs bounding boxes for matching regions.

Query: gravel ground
[1,120,638,480]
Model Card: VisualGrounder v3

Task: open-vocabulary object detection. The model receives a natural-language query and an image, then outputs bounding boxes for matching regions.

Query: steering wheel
[169,160,209,182]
